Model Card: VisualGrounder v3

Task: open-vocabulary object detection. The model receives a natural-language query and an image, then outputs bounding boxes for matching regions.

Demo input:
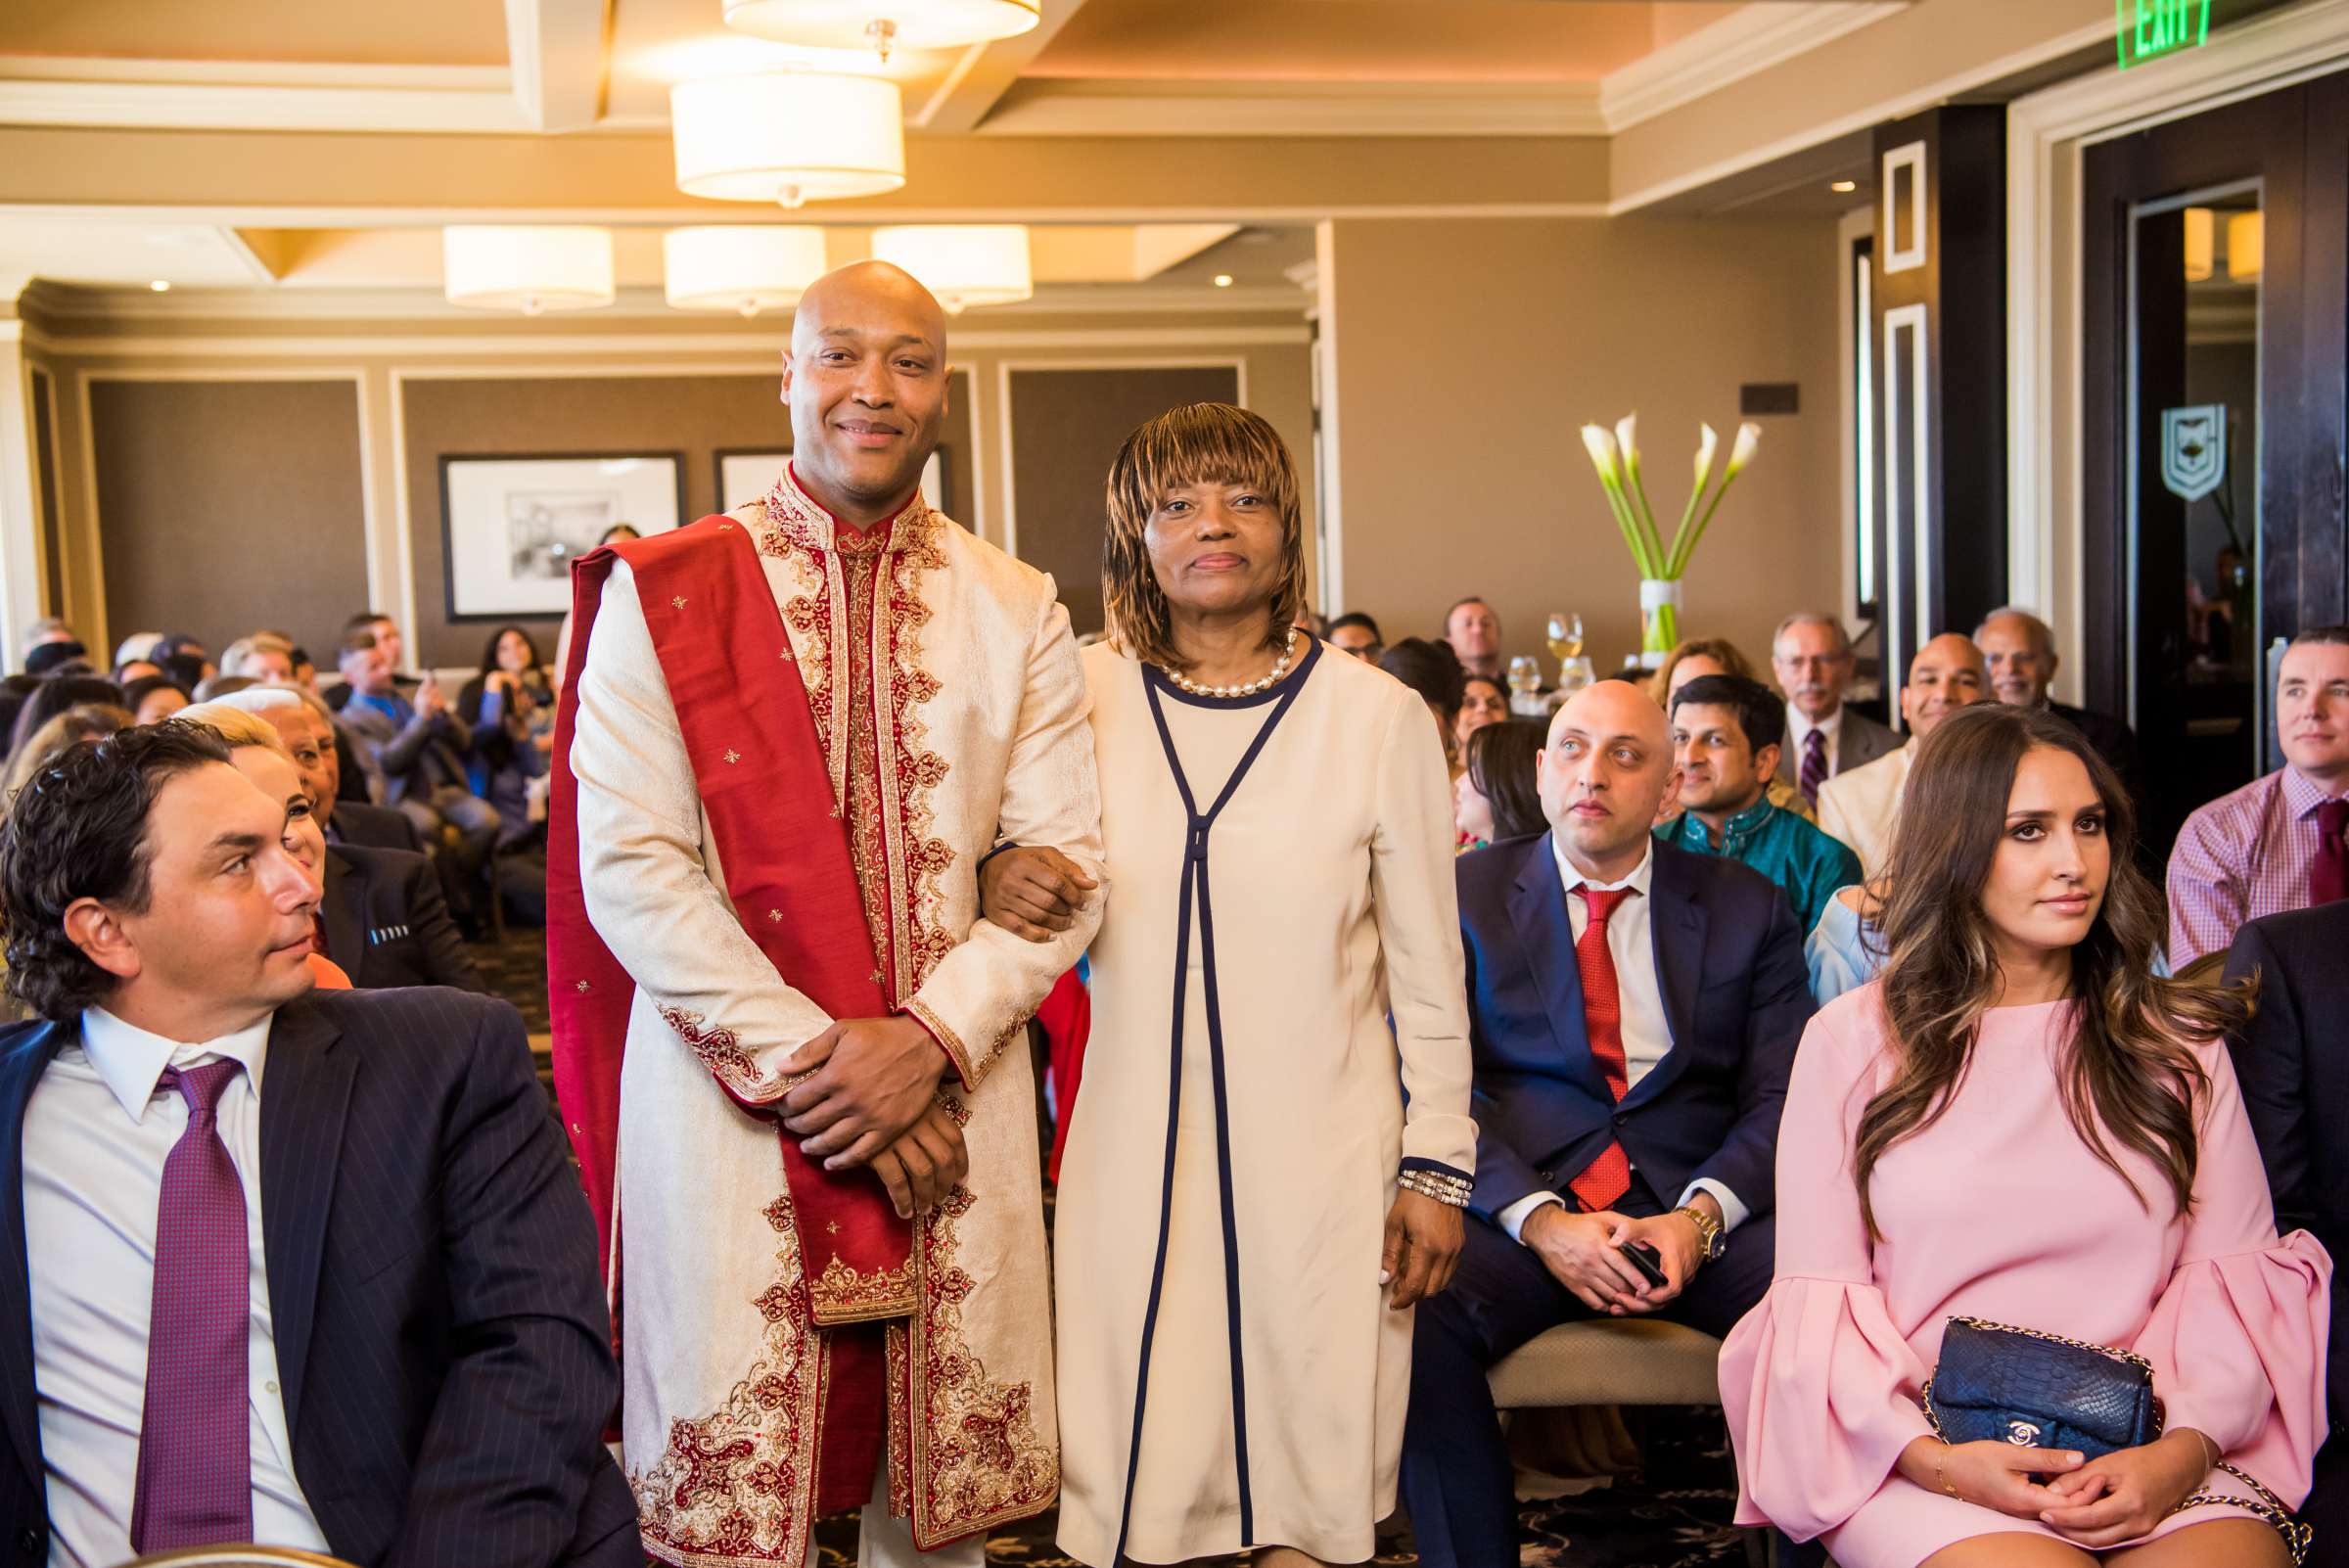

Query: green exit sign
[2118,0,2212,67]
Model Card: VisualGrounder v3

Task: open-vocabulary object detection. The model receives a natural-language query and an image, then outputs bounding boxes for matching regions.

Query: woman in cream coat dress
[988,404,1477,1568]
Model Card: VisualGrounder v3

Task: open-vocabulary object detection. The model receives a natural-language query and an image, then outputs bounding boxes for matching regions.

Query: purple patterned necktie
[130,1058,253,1550]
[1799,727,1828,805]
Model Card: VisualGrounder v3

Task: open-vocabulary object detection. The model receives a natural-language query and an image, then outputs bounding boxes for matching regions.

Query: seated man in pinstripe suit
[0,723,636,1567]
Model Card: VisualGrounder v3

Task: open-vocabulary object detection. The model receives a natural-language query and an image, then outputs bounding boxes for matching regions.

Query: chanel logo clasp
[2005,1421,2042,1447]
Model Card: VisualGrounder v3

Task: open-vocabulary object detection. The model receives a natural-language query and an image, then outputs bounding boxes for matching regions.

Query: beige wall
[1318,214,1843,672]
[88,377,369,665]
[26,310,1314,666]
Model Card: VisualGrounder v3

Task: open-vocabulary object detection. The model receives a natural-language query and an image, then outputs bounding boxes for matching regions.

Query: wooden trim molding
[2004,0,2349,684]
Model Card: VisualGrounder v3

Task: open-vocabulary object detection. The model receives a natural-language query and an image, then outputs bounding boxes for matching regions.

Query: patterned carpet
[826,1407,1751,1566]
[805,1406,1750,1566]
[475,929,1753,1568]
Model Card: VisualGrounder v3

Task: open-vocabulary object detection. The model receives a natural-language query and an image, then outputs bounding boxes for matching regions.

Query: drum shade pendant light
[442,226,615,314]
[665,225,830,315]
[870,224,1032,312]
[2183,207,2215,283]
[2227,210,2264,281]
[671,72,905,208]
[723,0,1040,61]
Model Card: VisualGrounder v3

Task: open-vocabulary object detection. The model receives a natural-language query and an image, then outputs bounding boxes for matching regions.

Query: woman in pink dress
[1720,703,2329,1568]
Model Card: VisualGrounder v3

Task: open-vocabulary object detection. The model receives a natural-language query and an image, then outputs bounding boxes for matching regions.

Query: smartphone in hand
[1618,1238,1669,1290]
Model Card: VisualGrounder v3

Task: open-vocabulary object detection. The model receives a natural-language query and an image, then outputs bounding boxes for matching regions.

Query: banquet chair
[1487,1317,1783,1566]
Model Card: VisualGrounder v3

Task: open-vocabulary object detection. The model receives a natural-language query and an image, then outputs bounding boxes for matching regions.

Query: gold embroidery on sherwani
[754,476,953,995]
[633,1193,825,1568]
[886,1321,913,1517]
[732,473,1051,1547]
[911,1186,1058,1545]
[807,1251,918,1324]
[835,526,897,986]
[903,1000,1038,1091]
[658,1005,813,1101]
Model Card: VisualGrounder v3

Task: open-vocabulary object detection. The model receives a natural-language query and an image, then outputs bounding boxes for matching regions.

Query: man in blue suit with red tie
[1401,680,1814,1568]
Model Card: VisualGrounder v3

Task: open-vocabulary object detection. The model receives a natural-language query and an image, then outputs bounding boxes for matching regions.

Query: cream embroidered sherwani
[1814,741,1913,880]
[569,470,1105,1566]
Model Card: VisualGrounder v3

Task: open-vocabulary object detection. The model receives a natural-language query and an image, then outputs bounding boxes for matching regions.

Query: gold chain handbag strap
[1942,1315,2157,1375]
[1936,1319,2312,1562]
[2173,1460,2313,1566]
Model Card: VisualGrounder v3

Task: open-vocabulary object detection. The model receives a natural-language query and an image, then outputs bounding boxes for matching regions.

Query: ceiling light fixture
[148,280,171,293]
[1830,179,1858,193]
[442,226,616,314]
[665,225,830,316]
[2184,207,2214,283]
[2227,210,2264,281]
[1213,274,1234,288]
[671,72,905,208]
[722,0,1040,62]
[871,225,1032,313]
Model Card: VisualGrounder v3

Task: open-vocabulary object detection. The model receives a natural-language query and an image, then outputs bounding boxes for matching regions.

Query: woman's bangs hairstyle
[1856,703,2249,1237]
[1102,402,1306,672]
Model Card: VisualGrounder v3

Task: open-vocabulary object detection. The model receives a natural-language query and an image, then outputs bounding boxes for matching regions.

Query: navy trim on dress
[1399,1155,1474,1183]
[1111,636,1321,1564]
[1140,633,1321,711]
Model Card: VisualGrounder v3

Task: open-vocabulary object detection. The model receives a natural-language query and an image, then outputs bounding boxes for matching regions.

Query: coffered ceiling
[0,0,1929,310]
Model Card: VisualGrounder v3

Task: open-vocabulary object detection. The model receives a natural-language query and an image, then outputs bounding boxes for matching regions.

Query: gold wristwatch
[1675,1203,1727,1266]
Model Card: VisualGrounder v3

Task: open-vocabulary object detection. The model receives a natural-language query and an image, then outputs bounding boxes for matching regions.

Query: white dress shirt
[1783,703,1844,778]
[1496,842,1749,1243]
[21,1008,329,1566]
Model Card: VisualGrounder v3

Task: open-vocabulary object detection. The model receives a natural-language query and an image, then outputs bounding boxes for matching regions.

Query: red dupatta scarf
[547,513,910,1509]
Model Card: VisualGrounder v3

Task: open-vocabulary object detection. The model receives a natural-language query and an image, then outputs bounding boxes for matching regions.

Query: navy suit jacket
[0,988,638,1568]
[332,799,426,854]
[321,842,486,993]
[2223,900,2349,1430]
[1457,831,1814,1223]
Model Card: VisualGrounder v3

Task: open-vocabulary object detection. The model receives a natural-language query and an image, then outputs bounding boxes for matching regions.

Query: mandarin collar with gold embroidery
[755,462,941,559]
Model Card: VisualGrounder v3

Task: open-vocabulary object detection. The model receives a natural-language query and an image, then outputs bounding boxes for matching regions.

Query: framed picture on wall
[714,448,947,517]
[715,448,790,512]
[439,452,683,620]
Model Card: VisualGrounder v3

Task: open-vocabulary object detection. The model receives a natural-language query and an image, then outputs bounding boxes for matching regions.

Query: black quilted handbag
[1923,1315,2312,1563]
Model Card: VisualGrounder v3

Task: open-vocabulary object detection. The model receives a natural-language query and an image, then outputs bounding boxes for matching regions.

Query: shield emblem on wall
[2161,404,2228,503]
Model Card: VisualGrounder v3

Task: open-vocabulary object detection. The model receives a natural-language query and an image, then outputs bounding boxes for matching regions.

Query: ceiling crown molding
[0,58,530,134]
[971,77,1609,138]
[1598,1,1909,132]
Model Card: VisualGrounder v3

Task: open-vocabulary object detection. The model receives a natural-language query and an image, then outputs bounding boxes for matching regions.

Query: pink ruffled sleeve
[1718,992,1933,1542]
[2132,1040,2333,1507]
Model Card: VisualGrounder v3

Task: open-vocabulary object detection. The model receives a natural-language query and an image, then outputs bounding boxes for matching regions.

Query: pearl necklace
[1164,628,1302,700]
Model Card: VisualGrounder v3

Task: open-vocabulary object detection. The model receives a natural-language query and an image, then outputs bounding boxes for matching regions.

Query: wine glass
[1506,655,1544,715]
[1545,612,1584,666]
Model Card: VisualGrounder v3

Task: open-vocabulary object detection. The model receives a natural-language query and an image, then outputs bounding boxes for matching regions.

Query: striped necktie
[1799,727,1828,805]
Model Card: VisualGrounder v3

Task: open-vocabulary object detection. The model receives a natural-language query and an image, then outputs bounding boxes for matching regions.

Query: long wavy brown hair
[1101,402,1307,673]
[1854,703,2251,1237]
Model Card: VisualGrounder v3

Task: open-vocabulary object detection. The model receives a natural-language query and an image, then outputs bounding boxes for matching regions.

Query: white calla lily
[1615,413,1640,474]
[1580,423,1623,484]
[1691,423,1720,496]
[1726,421,1764,479]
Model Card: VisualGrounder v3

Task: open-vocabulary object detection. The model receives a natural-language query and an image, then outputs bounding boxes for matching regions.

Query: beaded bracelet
[1397,1171,1472,1208]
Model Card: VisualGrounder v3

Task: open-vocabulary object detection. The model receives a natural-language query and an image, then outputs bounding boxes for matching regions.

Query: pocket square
[368,923,412,945]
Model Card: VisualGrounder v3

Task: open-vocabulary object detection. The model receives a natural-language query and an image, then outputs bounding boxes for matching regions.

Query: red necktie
[1567,885,1636,1213]
[130,1060,253,1549]
[2314,799,2349,906]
